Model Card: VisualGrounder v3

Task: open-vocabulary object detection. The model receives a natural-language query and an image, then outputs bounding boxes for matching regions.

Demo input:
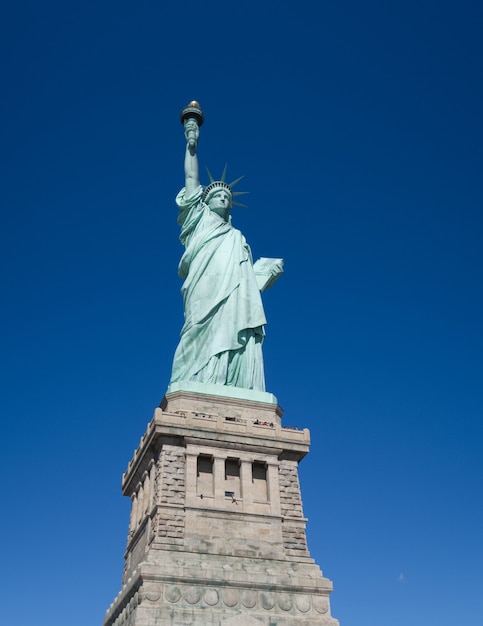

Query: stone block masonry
[104,389,339,625]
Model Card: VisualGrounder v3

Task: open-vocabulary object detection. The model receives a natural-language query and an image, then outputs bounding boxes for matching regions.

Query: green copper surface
[169,105,283,393]
[166,381,278,405]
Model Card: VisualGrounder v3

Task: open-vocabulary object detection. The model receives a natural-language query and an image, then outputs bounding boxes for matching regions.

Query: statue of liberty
[169,102,283,392]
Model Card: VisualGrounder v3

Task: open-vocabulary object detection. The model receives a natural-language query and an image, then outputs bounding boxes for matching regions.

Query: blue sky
[1,1,482,624]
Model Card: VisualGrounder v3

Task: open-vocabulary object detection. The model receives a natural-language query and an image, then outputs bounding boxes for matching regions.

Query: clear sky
[1,1,482,625]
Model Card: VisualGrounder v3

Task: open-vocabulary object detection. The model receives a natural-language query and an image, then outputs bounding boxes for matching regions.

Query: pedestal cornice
[122,390,309,494]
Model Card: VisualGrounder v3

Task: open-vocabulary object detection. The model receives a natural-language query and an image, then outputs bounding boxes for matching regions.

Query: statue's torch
[180,101,204,148]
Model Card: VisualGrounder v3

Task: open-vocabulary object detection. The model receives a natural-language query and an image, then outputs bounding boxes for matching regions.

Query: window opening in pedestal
[197,455,214,496]
[224,458,241,500]
[252,462,268,501]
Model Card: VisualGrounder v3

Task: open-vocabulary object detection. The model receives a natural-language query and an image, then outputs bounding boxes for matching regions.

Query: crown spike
[220,164,228,182]
[228,175,244,189]
[232,191,249,197]
[206,167,215,184]
[232,201,248,208]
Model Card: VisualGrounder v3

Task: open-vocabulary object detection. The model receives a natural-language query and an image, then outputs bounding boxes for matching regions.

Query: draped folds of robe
[170,186,267,391]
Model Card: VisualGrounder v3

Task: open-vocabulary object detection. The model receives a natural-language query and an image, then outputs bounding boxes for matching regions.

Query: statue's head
[204,182,233,219]
[202,167,248,218]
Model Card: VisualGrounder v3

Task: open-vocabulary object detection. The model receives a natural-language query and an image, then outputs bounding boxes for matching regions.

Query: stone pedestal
[103,389,339,625]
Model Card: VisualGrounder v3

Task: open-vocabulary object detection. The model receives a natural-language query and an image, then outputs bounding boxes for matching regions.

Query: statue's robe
[170,186,266,390]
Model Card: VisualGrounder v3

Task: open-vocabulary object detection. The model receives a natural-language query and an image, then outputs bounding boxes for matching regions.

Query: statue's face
[208,189,232,219]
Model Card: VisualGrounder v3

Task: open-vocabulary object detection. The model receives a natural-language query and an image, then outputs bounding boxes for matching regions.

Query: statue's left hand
[253,258,284,291]
[270,261,284,277]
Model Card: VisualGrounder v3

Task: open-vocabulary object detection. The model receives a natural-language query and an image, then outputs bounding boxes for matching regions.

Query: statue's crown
[202,165,248,208]
[203,180,232,201]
